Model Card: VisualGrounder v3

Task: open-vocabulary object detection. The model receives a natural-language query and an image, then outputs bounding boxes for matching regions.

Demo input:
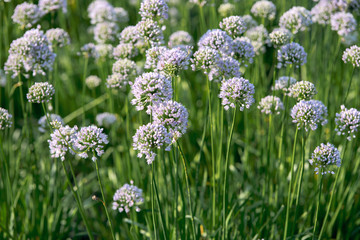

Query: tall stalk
[82,57,89,123]
[312,172,323,239]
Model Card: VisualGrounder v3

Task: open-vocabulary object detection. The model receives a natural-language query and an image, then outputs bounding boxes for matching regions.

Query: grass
[1,0,360,239]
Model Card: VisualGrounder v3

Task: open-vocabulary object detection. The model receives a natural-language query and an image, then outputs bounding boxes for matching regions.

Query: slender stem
[82,57,89,123]
[95,160,116,240]
[0,134,13,202]
[313,173,323,239]
[283,127,299,240]
[318,141,348,239]
[177,141,196,239]
[343,67,355,104]
[61,161,94,240]
[151,163,158,239]
[222,108,237,240]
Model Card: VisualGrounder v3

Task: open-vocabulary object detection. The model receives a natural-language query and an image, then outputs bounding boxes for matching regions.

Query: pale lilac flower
[279,6,312,34]
[151,100,189,142]
[258,95,284,115]
[291,100,328,131]
[133,123,172,164]
[0,108,12,130]
[94,44,113,59]
[73,126,109,161]
[342,45,360,67]
[330,12,357,37]
[212,55,242,81]
[86,75,102,89]
[331,0,349,11]
[114,7,129,23]
[96,112,117,128]
[106,74,129,89]
[112,58,138,77]
[269,28,292,48]
[119,26,147,52]
[113,43,139,59]
[272,76,297,95]
[277,42,307,69]
[38,114,63,132]
[242,14,258,29]
[341,31,358,46]
[131,72,172,112]
[145,46,168,69]
[157,48,191,76]
[112,181,144,213]
[219,77,255,111]
[218,3,235,18]
[309,143,341,175]
[191,47,221,81]
[88,0,116,24]
[311,1,335,25]
[198,29,234,55]
[46,28,70,49]
[48,125,78,161]
[168,31,194,48]
[335,105,360,140]
[219,16,247,38]
[232,37,255,66]
[94,22,119,43]
[136,19,164,47]
[289,80,317,100]
[12,3,42,29]
[79,43,98,58]
[139,0,169,21]
[38,0,67,14]
[27,82,55,103]
[251,0,276,21]
[245,25,270,54]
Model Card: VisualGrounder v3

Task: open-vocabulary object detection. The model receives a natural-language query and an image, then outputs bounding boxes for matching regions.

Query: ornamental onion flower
[309,143,341,175]
[73,125,109,161]
[111,58,139,78]
[330,12,357,37]
[145,46,168,69]
[232,37,255,66]
[112,181,144,213]
[46,28,70,49]
[0,108,12,130]
[277,42,307,69]
[93,22,119,44]
[38,0,67,14]
[136,19,164,47]
[113,43,139,59]
[27,82,55,103]
[279,6,312,34]
[198,29,234,55]
[245,25,270,54]
[218,3,235,18]
[250,0,276,21]
[335,105,360,140]
[96,112,117,128]
[88,0,117,24]
[132,123,172,164]
[48,125,78,161]
[12,3,42,29]
[139,0,169,21]
[342,45,360,67]
[272,76,297,95]
[242,14,258,29]
[289,80,317,101]
[219,16,247,38]
[269,28,292,48]
[38,114,64,132]
[168,31,194,48]
[291,100,328,131]
[114,7,129,23]
[86,75,102,89]
[191,47,221,81]
[258,96,284,115]
[212,55,242,81]
[311,1,334,25]
[219,77,255,111]
[131,72,172,112]
[157,48,191,76]
[151,100,189,142]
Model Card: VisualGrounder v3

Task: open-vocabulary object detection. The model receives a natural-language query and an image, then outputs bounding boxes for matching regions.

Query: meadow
[1,0,360,239]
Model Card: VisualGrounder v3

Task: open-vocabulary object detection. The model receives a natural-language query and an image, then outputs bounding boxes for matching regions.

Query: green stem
[343,67,355,104]
[95,160,116,240]
[313,173,323,239]
[0,133,13,202]
[151,163,158,239]
[283,127,299,240]
[82,57,89,123]
[222,108,237,240]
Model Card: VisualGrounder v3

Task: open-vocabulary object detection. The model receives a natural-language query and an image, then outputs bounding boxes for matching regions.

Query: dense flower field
[1,0,360,239]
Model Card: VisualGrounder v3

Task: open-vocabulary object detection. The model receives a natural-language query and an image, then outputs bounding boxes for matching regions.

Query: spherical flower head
[48,125,78,161]
[150,100,188,142]
[131,72,173,112]
[106,74,129,89]
[311,1,335,25]
[88,0,116,24]
[232,37,255,67]
[94,22,119,44]
[277,42,307,69]
[136,19,164,47]
[219,77,255,111]
[12,3,41,29]
[332,0,349,11]
[211,55,242,81]
[112,58,138,79]
[73,125,109,161]
[341,31,358,47]
[157,48,191,76]
[39,0,67,14]
[46,28,70,49]
[331,12,357,37]
[132,123,172,164]
[219,16,247,38]
[79,43,97,58]
[0,108,12,130]
[250,0,276,21]
[38,114,64,133]
[242,15,258,29]
[191,47,221,80]
[27,82,55,103]
[96,112,117,128]
[218,3,235,18]
[86,75,102,89]
[279,6,312,34]
[145,46,168,69]
[168,31,194,48]
[245,25,270,54]
[94,44,113,59]
[258,95,284,115]
[342,45,360,67]
[269,28,292,48]
[309,143,341,175]
[5,28,56,78]
[113,43,139,59]
[289,80,317,101]
[112,181,144,213]
[114,7,129,23]
[198,29,234,55]
[119,26,147,52]
[335,105,360,141]
[272,76,297,95]
[140,0,169,21]
[291,100,328,131]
